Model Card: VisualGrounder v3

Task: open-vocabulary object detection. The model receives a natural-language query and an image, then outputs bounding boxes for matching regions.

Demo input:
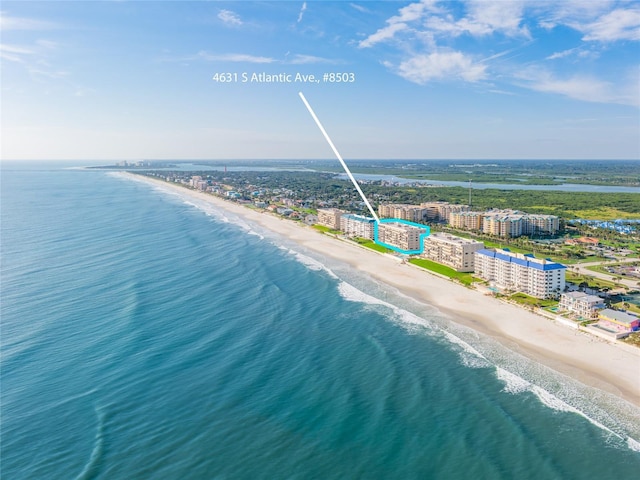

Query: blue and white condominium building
[474,248,566,299]
[340,214,376,240]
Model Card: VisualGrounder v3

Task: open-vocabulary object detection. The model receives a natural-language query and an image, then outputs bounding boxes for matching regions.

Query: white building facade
[317,208,345,230]
[474,248,566,298]
[340,214,376,240]
[422,233,484,272]
[377,222,426,252]
[559,291,605,319]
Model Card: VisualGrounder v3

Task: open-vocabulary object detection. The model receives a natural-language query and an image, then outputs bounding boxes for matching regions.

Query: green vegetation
[303,159,640,187]
[145,168,640,220]
[351,238,392,253]
[369,187,640,220]
[621,332,640,348]
[611,301,640,316]
[401,173,562,185]
[408,258,478,286]
[313,225,340,234]
[509,293,558,308]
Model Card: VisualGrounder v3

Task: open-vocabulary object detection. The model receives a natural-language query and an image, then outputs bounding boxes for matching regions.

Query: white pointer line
[298,91,380,223]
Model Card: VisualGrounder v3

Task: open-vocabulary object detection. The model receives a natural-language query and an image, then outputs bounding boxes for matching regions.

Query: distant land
[91,159,640,188]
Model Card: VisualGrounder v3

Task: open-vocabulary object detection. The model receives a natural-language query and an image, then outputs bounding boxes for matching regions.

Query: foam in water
[495,367,634,448]
[75,405,106,480]
[286,248,338,279]
[495,367,531,394]
[441,331,490,368]
[627,437,640,452]
[338,275,640,452]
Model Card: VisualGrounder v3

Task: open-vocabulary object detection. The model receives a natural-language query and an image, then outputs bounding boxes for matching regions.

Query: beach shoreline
[122,172,640,407]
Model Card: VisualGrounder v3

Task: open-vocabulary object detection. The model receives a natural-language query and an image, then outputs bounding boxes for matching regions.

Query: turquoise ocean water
[2,162,639,479]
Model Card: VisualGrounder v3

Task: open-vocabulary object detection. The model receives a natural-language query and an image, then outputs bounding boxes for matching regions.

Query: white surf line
[298,91,380,223]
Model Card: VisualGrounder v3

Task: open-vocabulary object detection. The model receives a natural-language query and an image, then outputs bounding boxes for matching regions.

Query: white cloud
[423,0,529,38]
[195,51,274,63]
[350,3,371,14]
[534,2,640,42]
[546,48,577,60]
[287,54,335,65]
[217,9,242,26]
[581,7,640,41]
[359,22,408,48]
[297,2,307,23]
[396,51,487,84]
[546,47,599,61]
[0,12,57,30]
[515,67,639,107]
[0,43,35,62]
[358,0,437,48]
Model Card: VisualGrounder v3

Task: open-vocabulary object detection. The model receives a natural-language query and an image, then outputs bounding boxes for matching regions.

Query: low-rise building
[598,309,640,331]
[340,214,376,240]
[588,308,640,339]
[317,208,345,230]
[559,291,605,319]
[422,233,484,272]
[377,222,426,252]
[474,248,566,298]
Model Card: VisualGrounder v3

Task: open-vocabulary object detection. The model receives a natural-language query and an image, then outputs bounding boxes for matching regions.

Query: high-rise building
[474,248,566,298]
[340,214,376,239]
[482,214,524,237]
[449,211,485,231]
[377,222,426,252]
[420,202,469,222]
[522,214,560,236]
[317,208,345,230]
[378,204,427,223]
[422,233,484,272]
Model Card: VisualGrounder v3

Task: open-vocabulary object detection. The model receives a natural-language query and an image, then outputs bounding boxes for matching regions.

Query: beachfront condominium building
[377,222,426,252]
[474,248,566,298]
[422,233,484,272]
[449,211,485,231]
[559,291,605,319]
[420,202,470,222]
[340,214,376,240]
[378,204,427,223]
[317,208,345,230]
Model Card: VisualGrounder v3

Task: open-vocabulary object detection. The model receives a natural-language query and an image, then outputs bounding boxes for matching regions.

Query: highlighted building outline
[375,219,431,255]
[299,91,431,254]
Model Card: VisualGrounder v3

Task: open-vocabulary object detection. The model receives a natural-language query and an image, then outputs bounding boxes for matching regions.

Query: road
[569,258,640,290]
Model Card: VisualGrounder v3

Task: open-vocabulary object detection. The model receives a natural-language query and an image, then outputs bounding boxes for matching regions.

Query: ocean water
[2,162,639,479]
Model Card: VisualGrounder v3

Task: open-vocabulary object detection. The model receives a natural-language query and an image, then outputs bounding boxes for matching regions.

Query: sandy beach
[124,173,640,407]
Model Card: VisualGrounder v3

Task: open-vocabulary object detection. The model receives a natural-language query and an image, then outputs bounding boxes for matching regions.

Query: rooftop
[599,308,639,326]
[476,248,566,271]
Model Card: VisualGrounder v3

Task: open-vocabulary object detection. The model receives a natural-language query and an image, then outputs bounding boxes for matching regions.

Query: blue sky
[2,1,639,160]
